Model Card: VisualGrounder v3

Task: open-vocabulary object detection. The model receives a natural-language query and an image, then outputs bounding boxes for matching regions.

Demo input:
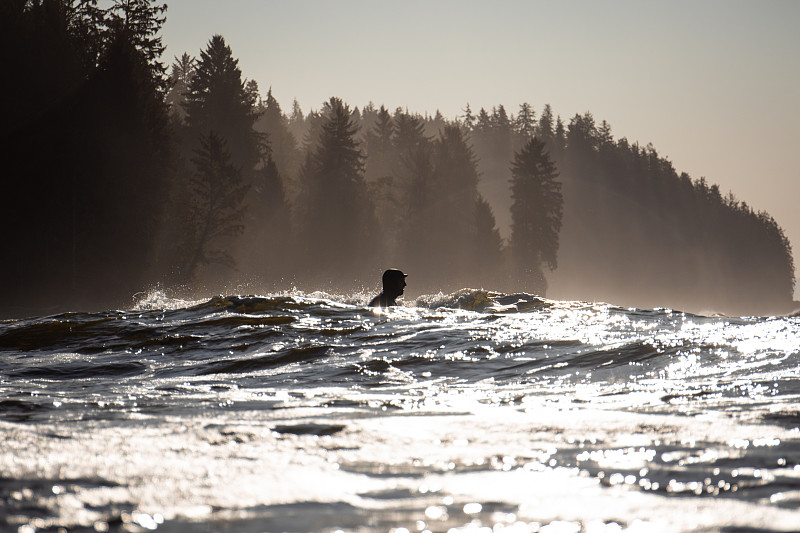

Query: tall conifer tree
[256,87,300,179]
[462,103,475,131]
[515,102,536,139]
[537,104,554,142]
[184,35,261,176]
[295,97,377,282]
[104,0,167,85]
[510,137,563,294]
[166,52,194,114]
[365,105,395,181]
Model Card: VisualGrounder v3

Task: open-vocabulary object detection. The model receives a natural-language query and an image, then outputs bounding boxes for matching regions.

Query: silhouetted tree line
[1,0,171,315]
[460,105,795,314]
[1,1,794,316]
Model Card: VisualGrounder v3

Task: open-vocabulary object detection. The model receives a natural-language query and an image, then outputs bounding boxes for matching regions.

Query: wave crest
[415,288,550,313]
[130,287,557,315]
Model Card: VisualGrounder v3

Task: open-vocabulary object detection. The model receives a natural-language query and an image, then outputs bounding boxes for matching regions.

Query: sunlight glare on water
[1,290,799,531]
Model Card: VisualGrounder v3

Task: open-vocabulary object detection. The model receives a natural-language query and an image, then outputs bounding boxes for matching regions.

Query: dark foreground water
[1,289,800,533]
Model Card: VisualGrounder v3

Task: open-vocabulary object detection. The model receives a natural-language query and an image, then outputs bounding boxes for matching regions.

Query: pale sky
[161,0,800,298]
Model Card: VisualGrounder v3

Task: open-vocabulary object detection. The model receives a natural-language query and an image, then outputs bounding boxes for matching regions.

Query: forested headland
[1,1,795,317]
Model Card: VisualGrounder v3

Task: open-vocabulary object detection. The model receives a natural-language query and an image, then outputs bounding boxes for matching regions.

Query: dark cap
[382,268,407,284]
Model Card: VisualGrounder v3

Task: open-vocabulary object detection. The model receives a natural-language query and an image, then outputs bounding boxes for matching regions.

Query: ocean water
[1,289,800,533]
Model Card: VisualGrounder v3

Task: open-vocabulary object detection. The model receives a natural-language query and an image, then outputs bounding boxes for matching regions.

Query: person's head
[382,269,407,298]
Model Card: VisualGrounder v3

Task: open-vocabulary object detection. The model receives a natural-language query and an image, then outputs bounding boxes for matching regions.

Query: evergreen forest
[1,1,795,317]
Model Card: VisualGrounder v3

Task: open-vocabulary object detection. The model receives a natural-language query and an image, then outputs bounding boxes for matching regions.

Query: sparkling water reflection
[0,290,799,531]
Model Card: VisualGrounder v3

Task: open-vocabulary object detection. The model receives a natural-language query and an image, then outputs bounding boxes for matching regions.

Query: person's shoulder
[368,294,382,307]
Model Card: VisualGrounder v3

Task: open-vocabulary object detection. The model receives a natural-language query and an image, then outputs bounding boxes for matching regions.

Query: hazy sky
[161,0,800,298]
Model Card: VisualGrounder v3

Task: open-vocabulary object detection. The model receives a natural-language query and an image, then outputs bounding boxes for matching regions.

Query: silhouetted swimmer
[369,269,407,307]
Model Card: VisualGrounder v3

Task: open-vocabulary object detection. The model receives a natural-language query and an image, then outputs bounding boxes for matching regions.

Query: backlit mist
[2,0,798,318]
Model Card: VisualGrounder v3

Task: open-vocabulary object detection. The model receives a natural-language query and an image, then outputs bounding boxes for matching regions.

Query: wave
[131,288,555,316]
[1,288,797,392]
[413,288,552,313]
[2,291,799,533]
[6,360,147,380]
[192,345,332,376]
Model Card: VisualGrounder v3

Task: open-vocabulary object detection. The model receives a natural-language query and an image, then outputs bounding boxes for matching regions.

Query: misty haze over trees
[1,0,795,317]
